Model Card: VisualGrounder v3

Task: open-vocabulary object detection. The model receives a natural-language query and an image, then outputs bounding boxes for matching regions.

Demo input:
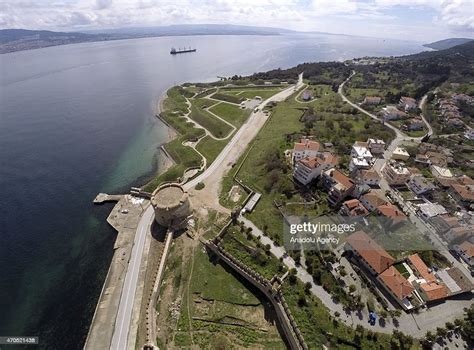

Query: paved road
[109,74,304,350]
[110,206,154,350]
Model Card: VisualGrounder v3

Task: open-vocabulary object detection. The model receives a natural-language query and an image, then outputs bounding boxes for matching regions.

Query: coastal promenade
[105,74,304,350]
[84,194,149,350]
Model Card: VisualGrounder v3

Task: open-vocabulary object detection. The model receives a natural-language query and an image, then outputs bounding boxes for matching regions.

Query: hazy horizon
[1,1,473,42]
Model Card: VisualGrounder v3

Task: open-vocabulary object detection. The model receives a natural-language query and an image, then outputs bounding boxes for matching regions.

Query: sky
[0,0,472,41]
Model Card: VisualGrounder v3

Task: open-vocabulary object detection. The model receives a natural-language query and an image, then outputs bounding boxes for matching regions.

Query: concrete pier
[93,193,123,204]
[85,194,150,350]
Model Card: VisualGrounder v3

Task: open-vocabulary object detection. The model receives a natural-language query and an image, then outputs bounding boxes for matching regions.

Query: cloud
[0,0,472,40]
[96,0,113,10]
[440,0,474,29]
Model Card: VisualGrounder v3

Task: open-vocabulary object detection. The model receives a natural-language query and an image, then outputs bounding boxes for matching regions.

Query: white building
[382,106,408,121]
[351,144,373,162]
[383,162,411,186]
[392,147,410,161]
[293,153,338,185]
[367,138,386,155]
[407,175,436,195]
[292,138,321,164]
[464,128,474,141]
[453,241,474,270]
[360,192,388,212]
[353,168,381,187]
[418,202,447,220]
[399,96,417,112]
[349,157,370,172]
[431,165,453,179]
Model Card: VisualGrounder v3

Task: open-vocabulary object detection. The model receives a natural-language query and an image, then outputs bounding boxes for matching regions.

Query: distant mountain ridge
[83,24,293,36]
[423,38,473,50]
[0,25,291,54]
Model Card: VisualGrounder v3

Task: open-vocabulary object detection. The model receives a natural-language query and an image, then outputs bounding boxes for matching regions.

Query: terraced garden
[144,83,282,192]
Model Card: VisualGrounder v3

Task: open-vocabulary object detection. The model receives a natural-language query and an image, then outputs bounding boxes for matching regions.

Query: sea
[0,33,426,349]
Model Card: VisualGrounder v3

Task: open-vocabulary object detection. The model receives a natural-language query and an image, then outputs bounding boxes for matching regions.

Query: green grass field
[208,102,251,128]
[189,103,234,138]
[172,246,285,349]
[211,92,242,104]
[191,247,261,305]
[195,136,227,164]
[237,88,283,100]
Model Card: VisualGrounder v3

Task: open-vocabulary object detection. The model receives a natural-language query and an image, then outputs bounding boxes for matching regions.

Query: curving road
[109,74,304,350]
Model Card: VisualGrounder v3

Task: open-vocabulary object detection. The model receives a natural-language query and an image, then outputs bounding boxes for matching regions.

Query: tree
[297,293,307,306]
[436,327,447,339]
[325,120,334,129]
[445,322,455,331]
[278,177,294,198]
[425,331,436,342]
[460,304,474,343]
[349,284,357,293]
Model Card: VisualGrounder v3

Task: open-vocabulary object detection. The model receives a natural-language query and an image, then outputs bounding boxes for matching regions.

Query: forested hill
[401,40,474,61]
[0,29,113,53]
[248,41,473,99]
[423,38,473,50]
[250,62,352,91]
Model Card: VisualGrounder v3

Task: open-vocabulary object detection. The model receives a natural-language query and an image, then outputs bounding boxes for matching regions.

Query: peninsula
[87,41,474,350]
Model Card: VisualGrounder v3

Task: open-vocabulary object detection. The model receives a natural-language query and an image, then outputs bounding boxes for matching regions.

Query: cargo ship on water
[170,47,196,54]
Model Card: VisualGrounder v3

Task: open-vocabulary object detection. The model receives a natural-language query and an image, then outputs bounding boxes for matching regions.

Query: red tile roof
[379,266,414,300]
[361,193,388,209]
[346,231,395,274]
[342,199,369,216]
[328,169,354,189]
[299,157,319,168]
[407,254,436,283]
[458,241,474,258]
[299,153,338,169]
[377,203,407,223]
[451,184,474,202]
[343,199,360,209]
[294,139,321,152]
[420,282,448,301]
[359,168,381,181]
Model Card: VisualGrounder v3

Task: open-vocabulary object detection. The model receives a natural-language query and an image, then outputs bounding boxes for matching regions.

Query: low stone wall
[144,230,173,348]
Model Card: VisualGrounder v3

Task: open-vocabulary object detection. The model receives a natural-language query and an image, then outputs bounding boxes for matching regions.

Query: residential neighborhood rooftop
[345,231,395,274]
[407,254,436,283]
[379,266,414,300]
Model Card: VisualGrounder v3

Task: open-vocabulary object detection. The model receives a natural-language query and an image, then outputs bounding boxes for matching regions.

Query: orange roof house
[377,203,407,226]
[407,254,436,283]
[293,139,321,152]
[419,282,448,302]
[345,231,395,274]
[451,184,474,203]
[378,266,415,300]
[340,199,369,217]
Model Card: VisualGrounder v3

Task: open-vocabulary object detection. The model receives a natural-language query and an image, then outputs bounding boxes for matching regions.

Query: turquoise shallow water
[0,33,426,349]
